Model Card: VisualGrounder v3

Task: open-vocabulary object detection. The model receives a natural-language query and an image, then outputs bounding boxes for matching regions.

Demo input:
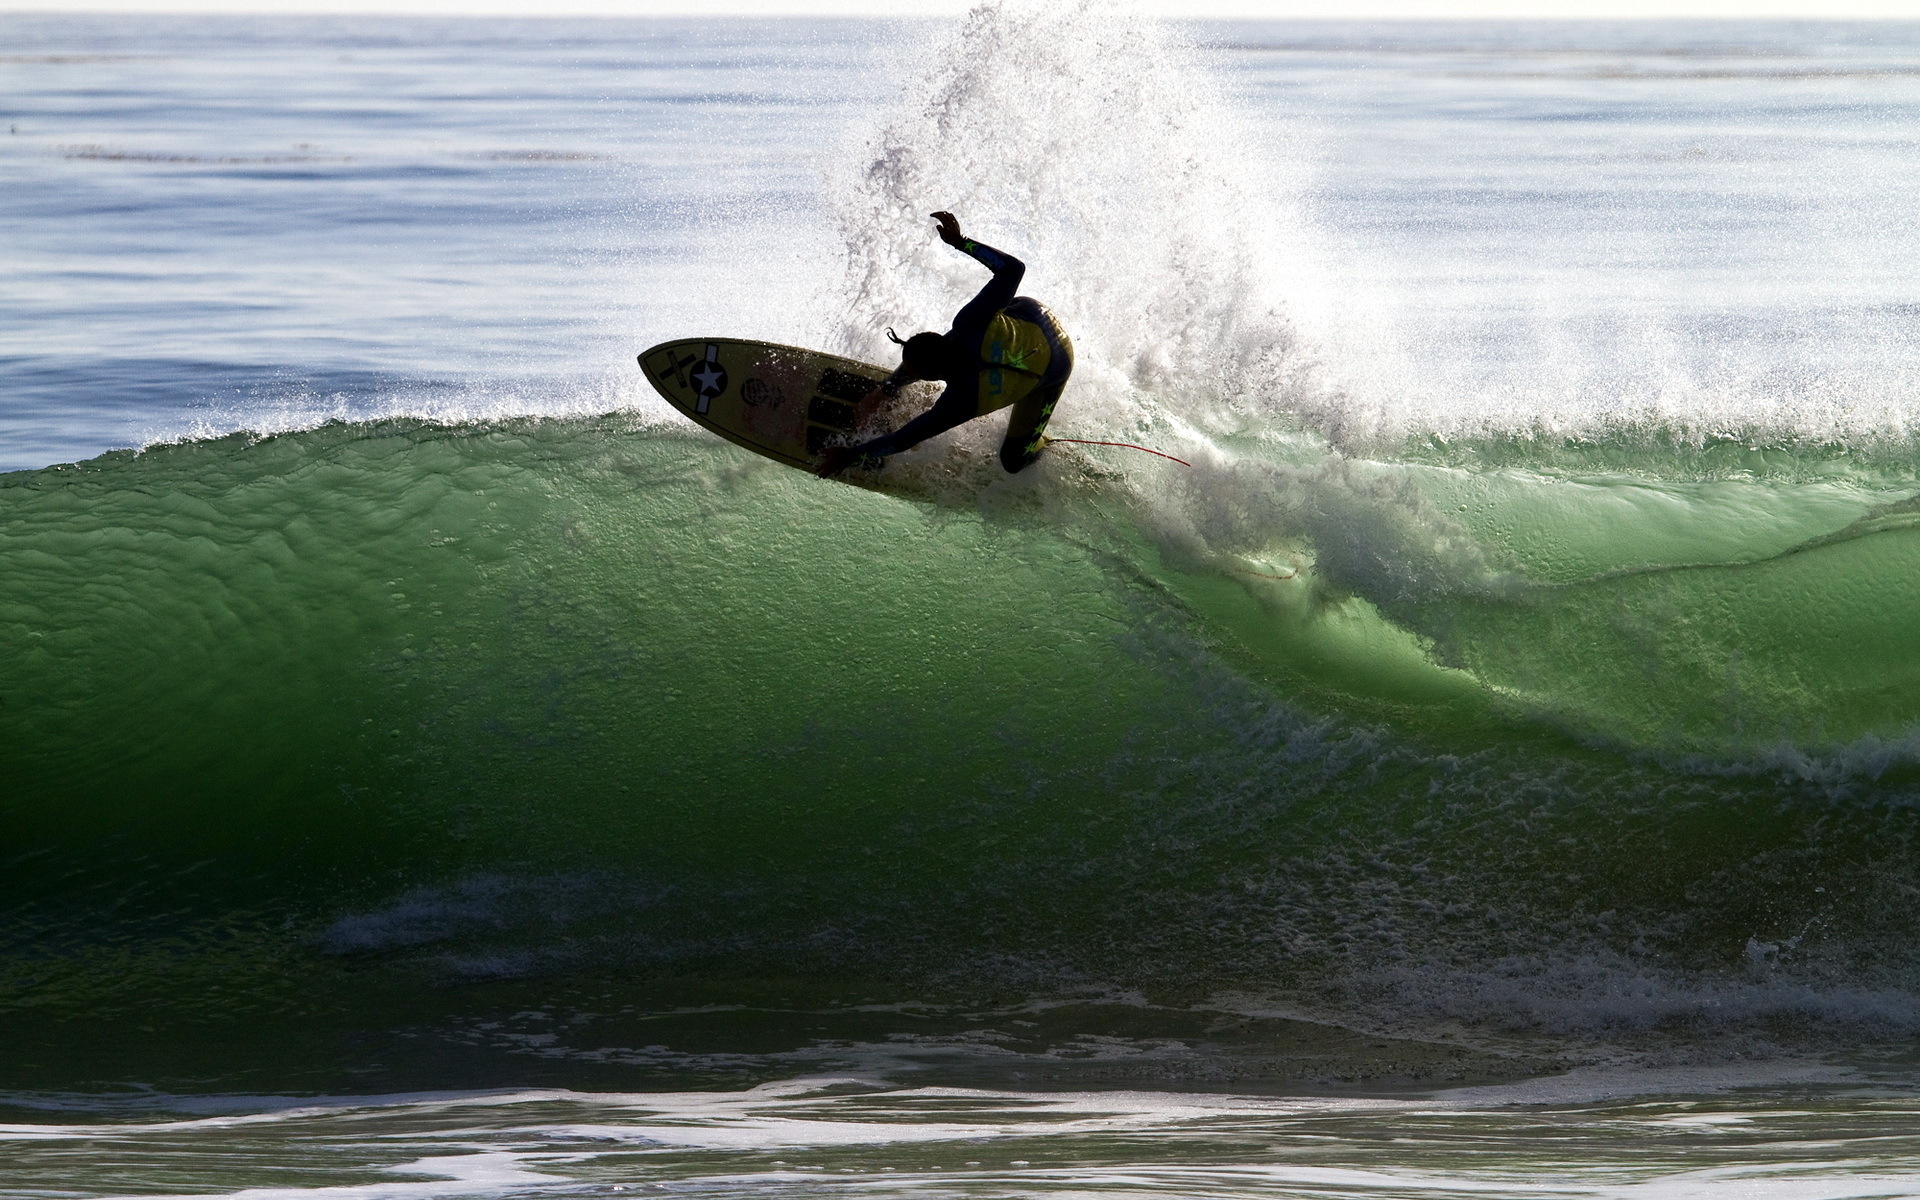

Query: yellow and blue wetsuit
[853,237,1074,473]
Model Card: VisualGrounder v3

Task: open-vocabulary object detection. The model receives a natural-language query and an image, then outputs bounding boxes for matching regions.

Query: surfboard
[637,338,895,471]
[635,336,1115,504]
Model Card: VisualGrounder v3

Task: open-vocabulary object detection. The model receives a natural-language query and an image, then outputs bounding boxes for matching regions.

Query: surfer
[813,211,1073,478]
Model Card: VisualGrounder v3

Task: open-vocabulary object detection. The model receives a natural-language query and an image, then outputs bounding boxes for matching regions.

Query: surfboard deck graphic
[638,339,896,471]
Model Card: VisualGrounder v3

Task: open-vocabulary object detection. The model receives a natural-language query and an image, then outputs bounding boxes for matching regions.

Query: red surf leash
[1048,438,1191,467]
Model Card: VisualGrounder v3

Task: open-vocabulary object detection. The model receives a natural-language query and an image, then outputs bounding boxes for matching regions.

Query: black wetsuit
[854,237,1074,474]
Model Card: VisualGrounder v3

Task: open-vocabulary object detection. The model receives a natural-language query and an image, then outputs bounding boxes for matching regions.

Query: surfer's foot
[1000,435,1050,474]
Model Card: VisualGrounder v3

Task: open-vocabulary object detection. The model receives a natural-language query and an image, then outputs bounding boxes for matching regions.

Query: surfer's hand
[930,211,963,248]
[813,445,859,478]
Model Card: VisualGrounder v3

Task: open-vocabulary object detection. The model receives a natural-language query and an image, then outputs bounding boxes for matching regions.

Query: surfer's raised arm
[941,217,1026,331]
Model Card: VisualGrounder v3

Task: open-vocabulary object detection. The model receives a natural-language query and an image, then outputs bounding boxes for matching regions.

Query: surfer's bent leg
[999,318,1074,474]
[999,379,1065,473]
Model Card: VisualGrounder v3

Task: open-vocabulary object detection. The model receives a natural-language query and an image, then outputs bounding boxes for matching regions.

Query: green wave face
[1168,449,1920,755]
[8,417,1920,1093]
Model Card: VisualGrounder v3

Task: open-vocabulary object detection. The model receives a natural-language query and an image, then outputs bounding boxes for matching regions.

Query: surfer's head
[889,329,951,381]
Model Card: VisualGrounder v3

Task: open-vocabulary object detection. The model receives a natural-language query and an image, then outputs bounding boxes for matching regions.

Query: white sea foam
[823,0,1322,450]
[819,0,1522,608]
[20,1081,1920,1200]
[135,369,678,457]
[823,1,1920,462]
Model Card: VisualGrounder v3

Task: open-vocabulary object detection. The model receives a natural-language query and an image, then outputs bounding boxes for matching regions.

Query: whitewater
[8,6,1920,1198]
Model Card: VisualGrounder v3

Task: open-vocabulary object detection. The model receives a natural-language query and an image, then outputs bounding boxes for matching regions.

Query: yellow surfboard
[637,338,893,471]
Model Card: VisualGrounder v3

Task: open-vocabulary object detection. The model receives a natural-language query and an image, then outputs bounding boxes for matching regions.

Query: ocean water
[8,6,1920,1196]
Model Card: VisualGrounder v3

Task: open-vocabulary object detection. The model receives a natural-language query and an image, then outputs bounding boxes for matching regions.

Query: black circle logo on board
[741,378,785,408]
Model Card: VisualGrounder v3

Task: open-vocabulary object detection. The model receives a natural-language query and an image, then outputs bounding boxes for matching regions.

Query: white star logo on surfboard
[691,343,728,413]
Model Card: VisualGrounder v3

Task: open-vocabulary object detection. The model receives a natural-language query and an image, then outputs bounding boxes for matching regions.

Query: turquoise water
[7,7,1920,1196]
